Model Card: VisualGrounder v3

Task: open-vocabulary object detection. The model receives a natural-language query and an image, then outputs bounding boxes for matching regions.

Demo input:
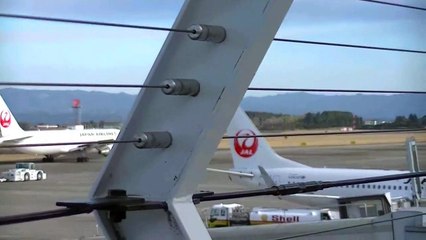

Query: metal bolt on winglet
[187,24,226,43]
[162,79,200,96]
[134,132,172,149]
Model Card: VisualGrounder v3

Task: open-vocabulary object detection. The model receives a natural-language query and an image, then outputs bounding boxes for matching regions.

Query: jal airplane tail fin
[227,107,309,170]
[0,95,25,137]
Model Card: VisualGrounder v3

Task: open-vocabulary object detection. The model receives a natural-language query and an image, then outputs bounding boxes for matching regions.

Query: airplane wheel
[37,172,42,180]
[42,156,54,162]
[76,157,88,163]
[24,173,30,181]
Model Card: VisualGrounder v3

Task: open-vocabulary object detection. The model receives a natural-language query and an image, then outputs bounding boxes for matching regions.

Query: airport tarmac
[0,143,425,239]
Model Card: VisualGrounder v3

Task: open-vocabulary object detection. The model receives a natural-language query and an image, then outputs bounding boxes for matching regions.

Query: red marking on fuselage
[234,129,258,158]
[0,110,11,128]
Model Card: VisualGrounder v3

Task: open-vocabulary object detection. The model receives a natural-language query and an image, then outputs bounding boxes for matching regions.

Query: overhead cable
[2,14,425,54]
[248,87,426,95]
[273,38,426,54]
[360,0,426,11]
[0,13,195,34]
[0,129,423,149]
[194,171,426,202]
[0,139,141,149]
[0,82,167,89]
[0,208,90,226]
[2,82,425,95]
[223,129,426,139]
[1,171,426,225]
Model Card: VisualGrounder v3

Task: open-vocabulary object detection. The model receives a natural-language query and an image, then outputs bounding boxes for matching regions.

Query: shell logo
[0,110,11,128]
[234,129,258,158]
[260,214,268,222]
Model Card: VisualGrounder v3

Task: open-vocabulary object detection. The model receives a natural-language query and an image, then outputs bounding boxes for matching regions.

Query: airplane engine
[97,144,113,156]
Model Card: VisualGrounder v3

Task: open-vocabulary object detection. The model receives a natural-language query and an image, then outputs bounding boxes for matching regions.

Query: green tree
[394,116,408,127]
[408,114,419,128]
[421,115,426,127]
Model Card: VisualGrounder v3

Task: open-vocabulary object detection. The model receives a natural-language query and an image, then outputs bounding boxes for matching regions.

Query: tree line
[363,114,426,129]
[17,112,426,131]
[247,111,426,131]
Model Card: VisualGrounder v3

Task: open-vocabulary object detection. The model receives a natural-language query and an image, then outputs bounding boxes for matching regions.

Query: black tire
[37,172,42,181]
[42,156,54,162]
[76,157,88,163]
[24,173,30,181]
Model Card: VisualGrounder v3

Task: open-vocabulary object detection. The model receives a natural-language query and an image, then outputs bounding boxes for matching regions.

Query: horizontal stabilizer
[206,168,254,177]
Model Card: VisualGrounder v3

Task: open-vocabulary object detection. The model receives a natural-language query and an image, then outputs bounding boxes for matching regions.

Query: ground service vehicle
[207,203,331,228]
[1,162,47,182]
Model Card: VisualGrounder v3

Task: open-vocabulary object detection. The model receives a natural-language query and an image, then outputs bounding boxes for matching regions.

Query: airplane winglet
[258,166,276,187]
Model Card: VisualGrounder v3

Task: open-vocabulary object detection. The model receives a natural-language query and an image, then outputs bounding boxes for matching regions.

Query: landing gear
[42,155,54,162]
[76,157,89,163]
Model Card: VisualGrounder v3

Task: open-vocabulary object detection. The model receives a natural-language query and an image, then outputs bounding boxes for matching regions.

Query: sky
[0,0,425,97]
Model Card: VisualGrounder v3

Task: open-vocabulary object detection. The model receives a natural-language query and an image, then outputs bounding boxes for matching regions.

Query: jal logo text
[234,129,258,158]
[0,110,11,128]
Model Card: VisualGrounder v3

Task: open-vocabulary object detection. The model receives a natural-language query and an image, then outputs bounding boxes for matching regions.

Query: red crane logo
[234,129,258,158]
[0,110,11,128]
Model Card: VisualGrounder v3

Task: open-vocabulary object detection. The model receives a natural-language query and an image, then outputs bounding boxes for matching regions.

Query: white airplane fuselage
[10,129,119,155]
[0,94,120,160]
[230,167,417,201]
[216,107,426,206]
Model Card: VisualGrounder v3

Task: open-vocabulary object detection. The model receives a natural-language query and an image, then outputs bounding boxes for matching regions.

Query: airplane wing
[0,135,32,144]
[206,168,254,177]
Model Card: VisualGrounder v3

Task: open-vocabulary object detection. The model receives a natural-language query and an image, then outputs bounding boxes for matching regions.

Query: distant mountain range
[0,88,424,124]
[0,88,134,124]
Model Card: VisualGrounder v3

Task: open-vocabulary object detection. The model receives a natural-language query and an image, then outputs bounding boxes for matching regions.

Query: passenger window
[377,185,380,189]
[367,185,370,189]
[388,186,391,190]
[404,186,408,190]
[393,186,396,190]
[373,185,376,189]
[398,186,402,190]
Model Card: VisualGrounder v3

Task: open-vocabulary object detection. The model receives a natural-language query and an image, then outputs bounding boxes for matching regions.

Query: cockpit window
[210,208,220,217]
[220,209,226,217]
